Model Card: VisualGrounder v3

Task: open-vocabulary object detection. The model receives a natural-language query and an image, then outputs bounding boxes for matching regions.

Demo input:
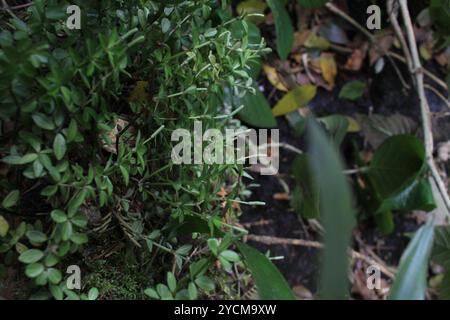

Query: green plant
[0,0,294,300]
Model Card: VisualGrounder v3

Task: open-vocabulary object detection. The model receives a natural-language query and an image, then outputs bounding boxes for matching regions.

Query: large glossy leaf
[389,220,435,300]
[368,135,426,199]
[272,85,317,117]
[239,87,278,128]
[378,179,436,213]
[292,154,320,219]
[267,0,293,60]
[307,119,355,299]
[236,242,296,300]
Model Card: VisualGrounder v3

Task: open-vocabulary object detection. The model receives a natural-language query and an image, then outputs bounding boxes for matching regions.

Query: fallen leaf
[128,81,149,103]
[344,45,368,71]
[319,53,337,88]
[272,85,317,117]
[263,64,289,92]
[304,32,331,50]
[346,117,361,133]
[293,30,311,51]
[101,118,132,154]
[319,21,349,45]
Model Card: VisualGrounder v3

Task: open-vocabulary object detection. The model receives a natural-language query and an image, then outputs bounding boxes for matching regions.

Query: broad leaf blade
[368,135,426,199]
[239,87,278,128]
[307,119,355,299]
[389,220,435,300]
[267,0,293,60]
[236,242,296,300]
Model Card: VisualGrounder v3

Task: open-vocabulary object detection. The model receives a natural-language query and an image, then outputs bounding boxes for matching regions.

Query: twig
[325,2,410,90]
[424,84,450,110]
[399,0,450,216]
[387,0,414,75]
[246,234,396,279]
[389,51,448,91]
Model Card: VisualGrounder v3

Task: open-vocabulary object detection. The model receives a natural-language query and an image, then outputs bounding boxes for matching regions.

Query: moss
[84,258,149,300]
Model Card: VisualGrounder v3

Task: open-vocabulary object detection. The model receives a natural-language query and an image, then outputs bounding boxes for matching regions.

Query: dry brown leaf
[319,53,337,88]
[263,64,289,92]
[344,44,368,71]
[293,30,311,51]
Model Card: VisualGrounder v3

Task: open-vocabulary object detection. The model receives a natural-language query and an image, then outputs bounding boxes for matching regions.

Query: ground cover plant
[1,0,450,301]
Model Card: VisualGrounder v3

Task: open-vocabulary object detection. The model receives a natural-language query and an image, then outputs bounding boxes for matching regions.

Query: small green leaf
[70,233,88,245]
[389,220,435,300]
[237,242,296,300]
[48,268,62,284]
[61,221,73,241]
[51,210,68,223]
[339,81,366,101]
[272,85,317,117]
[53,133,67,160]
[2,154,38,165]
[267,0,293,60]
[19,249,44,264]
[25,263,44,278]
[188,282,198,300]
[32,113,55,130]
[2,190,19,209]
[318,115,349,146]
[0,215,9,237]
[220,250,240,262]
[88,287,99,300]
[195,275,216,292]
[26,230,47,243]
[167,272,177,293]
[144,288,159,299]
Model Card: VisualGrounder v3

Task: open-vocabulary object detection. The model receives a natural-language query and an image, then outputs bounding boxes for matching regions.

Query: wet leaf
[272,85,317,117]
[263,64,288,92]
[236,242,296,300]
[389,220,434,300]
[307,119,355,299]
[267,0,293,60]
